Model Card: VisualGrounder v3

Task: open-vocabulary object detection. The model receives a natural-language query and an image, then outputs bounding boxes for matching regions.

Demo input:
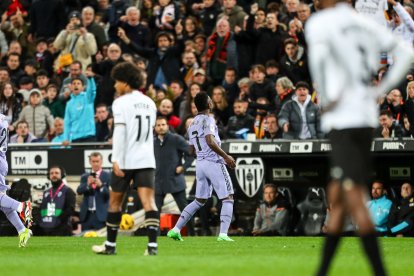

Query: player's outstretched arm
[205,134,236,169]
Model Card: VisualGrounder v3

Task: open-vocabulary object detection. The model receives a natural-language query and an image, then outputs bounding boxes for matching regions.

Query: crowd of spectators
[2,0,414,236]
[0,0,413,145]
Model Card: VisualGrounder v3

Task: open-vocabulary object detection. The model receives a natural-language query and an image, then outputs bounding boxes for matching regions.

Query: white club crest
[235,158,264,198]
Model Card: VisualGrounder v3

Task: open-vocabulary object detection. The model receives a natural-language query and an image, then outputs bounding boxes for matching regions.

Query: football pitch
[1,236,413,276]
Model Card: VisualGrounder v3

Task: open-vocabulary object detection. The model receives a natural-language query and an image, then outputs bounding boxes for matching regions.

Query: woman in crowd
[0,81,23,133]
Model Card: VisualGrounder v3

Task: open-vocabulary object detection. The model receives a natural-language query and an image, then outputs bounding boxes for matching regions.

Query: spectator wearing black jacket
[225,99,254,138]
[374,110,406,138]
[118,27,184,89]
[388,183,414,237]
[246,10,287,66]
[117,7,151,55]
[248,64,276,105]
[280,38,311,85]
[82,6,108,51]
[92,43,123,107]
[197,0,221,36]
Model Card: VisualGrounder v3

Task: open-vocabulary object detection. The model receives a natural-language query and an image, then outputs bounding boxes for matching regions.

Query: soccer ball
[120,214,134,230]
[83,231,97,237]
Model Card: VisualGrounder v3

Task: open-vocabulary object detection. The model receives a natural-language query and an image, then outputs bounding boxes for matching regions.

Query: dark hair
[95,103,108,110]
[36,69,49,78]
[70,60,83,70]
[0,81,17,111]
[170,79,184,89]
[266,113,278,121]
[155,31,172,44]
[7,52,20,60]
[71,77,84,85]
[156,116,168,123]
[16,120,29,129]
[48,165,66,179]
[379,109,393,118]
[284,38,298,47]
[266,59,279,68]
[194,91,209,111]
[111,62,144,89]
[225,66,237,74]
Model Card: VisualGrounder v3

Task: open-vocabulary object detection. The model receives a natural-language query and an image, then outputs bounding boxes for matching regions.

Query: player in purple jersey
[0,114,33,247]
[168,92,237,242]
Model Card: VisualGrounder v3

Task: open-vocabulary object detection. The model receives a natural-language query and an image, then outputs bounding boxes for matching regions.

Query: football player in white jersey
[306,0,414,275]
[92,62,159,256]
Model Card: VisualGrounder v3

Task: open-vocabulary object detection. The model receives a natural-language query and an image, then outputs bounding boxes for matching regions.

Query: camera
[90,172,96,178]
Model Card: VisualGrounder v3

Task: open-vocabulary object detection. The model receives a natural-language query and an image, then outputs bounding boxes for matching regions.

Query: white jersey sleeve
[111,99,127,166]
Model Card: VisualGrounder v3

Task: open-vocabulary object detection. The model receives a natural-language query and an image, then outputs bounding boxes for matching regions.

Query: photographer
[53,11,97,73]
[77,152,110,231]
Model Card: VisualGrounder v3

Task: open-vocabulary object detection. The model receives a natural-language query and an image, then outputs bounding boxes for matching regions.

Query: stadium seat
[295,187,327,236]
[277,186,296,235]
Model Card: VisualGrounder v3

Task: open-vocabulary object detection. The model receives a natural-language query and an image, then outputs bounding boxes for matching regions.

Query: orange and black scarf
[206,32,230,63]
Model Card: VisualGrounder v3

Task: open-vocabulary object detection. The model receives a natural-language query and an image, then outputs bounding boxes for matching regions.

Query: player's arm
[188,144,196,157]
[205,134,236,169]
[375,41,414,97]
[112,122,126,177]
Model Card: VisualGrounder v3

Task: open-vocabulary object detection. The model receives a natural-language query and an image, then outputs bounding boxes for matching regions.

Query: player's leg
[135,169,159,255]
[344,184,386,276]
[93,172,129,255]
[316,180,346,276]
[155,193,165,214]
[168,162,210,241]
[0,206,32,247]
[210,163,234,241]
[138,186,160,255]
[344,128,386,276]
[0,183,32,227]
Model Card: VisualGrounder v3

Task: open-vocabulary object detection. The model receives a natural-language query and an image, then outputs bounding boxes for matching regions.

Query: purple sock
[0,193,20,210]
[0,206,25,233]
[174,200,204,231]
[219,199,234,235]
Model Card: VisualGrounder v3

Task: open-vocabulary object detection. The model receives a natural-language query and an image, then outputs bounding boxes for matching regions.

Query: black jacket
[154,132,193,194]
[246,14,287,65]
[125,39,184,88]
[29,0,66,39]
[225,113,255,139]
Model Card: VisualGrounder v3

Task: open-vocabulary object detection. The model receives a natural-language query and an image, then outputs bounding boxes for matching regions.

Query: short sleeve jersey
[112,91,157,169]
[187,114,224,163]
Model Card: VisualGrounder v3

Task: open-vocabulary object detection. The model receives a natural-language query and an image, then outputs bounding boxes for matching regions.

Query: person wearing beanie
[53,10,97,72]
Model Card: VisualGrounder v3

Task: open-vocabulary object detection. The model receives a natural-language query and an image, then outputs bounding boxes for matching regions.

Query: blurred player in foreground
[306,0,414,275]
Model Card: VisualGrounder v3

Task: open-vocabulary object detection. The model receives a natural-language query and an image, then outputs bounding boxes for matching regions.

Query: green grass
[1,236,413,276]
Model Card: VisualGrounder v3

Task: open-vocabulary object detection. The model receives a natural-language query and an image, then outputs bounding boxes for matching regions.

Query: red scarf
[206,32,230,63]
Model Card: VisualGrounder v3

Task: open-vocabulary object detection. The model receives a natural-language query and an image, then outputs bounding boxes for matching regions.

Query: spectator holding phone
[53,11,97,73]
[76,152,110,231]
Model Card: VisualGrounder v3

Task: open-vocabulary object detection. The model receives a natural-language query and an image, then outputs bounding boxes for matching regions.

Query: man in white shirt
[92,62,159,256]
[306,0,414,275]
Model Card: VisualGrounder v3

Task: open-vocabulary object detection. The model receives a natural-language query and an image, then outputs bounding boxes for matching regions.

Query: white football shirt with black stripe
[112,91,156,170]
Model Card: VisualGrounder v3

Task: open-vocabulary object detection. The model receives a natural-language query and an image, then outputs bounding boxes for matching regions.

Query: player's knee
[195,198,207,205]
